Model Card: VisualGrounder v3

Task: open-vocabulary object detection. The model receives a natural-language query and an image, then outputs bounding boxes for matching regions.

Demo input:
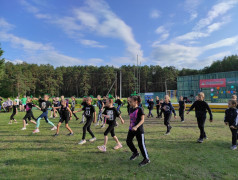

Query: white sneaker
[26,124,29,126]
[50,116,53,118]
[33,129,40,133]
[89,137,96,142]
[98,145,106,152]
[8,122,12,124]
[21,127,26,130]
[95,122,99,126]
[51,126,57,130]
[78,140,86,145]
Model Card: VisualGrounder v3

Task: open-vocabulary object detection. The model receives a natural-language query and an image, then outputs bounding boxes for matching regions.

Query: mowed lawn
[0,107,238,180]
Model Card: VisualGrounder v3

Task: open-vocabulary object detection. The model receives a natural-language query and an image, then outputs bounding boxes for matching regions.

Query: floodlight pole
[120,70,122,98]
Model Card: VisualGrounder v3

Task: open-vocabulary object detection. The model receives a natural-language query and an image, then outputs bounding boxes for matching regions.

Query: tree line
[0,46,237,98]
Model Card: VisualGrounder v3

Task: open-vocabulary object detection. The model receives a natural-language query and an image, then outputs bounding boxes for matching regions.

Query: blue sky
[0,0,238,69]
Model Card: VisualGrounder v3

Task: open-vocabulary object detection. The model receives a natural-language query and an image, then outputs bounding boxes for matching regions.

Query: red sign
[199,78,226,88]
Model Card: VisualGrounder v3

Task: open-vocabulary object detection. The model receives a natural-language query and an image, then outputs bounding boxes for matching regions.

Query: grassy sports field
[0,107,238,180]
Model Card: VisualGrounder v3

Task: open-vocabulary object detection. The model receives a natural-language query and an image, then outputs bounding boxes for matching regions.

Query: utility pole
[120,70,122,98]
[165,79,167,95]
[115,72,117,97]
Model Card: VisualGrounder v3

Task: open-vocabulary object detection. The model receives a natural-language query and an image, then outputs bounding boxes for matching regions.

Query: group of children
[6,92,238,168]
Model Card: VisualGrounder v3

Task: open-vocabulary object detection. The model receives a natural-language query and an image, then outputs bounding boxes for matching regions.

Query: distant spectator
[6,98,13,112]
[0,96,4,112]
[15,96,20,108]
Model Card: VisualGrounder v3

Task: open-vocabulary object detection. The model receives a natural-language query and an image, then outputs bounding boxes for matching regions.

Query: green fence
[177,71,238,103]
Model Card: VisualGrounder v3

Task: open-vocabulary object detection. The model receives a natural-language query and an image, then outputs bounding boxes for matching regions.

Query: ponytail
[131,95,142,105]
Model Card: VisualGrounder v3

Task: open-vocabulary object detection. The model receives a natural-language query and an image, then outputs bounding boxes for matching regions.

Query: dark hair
[131,96,141,104]
[108,98,114,104]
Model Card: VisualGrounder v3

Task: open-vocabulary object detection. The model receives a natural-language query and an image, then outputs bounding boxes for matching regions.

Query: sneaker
[50,116,53,118]
[33,129,40,133]
[67,133,74,136]
[130,152,140,160]
[76,118,79,121]
[114,143,123,150]
[26,124,29,126]
[21,127,26,130]
[95,122,99,126]
[51,126,57,131]
[101,124,105,128]
[139,159,150,167]
[78,139,86,145]
[204,136,208,140]
[8,122,12,124]
[53,133,59,137]
[98,145,106,152]
[230,145,237,150]
[14,121,18,123]
[89,137,96,142]
[181,120,185,122]
[80,121,84,124]
[164,132,170,135]
[197,138,203,143]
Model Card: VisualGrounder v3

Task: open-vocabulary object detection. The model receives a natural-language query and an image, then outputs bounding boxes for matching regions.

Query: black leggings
[10,113,16,120]
[82,119,95,140]
[104,123,116,137]
[179,109,184,121]
[230,128,238,145]
[156,106,160,117]
[23,111,36,123]
[164,113,172,132]
[126,130,149,159]
[197,116,207,139]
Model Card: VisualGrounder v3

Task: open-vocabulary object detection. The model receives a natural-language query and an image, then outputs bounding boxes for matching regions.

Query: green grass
[0,107,237,180]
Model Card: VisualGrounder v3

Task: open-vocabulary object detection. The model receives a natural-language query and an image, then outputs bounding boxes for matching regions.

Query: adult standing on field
[21,95,27,111]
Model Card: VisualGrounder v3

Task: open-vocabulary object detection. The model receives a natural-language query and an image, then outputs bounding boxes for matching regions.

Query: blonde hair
[198,92,205,101]
[164,95,170,101]
[232,95,237,100]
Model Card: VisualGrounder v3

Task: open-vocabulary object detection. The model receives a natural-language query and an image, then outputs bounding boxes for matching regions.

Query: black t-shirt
[179,101,185,110]
[224,108,238,126]
[129,107,145,133]
[115,99,122,106]
[25,103,35,112]
[102,107,120,125]
[39,99,51,112]
[82,104,95,120]
[189,100,213,120]
[156,100,160,107]
[61,106,69,119]
[97,100,103,109]
[12,105,17,113]
[148,101,154,110]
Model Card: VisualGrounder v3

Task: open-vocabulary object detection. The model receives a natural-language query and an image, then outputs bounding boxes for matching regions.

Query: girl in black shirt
[187,92,213,143]
[155,96,160,118]
[74,97,97,145]
[147,99,154,118]
[126,96,150,167]
[178,96,186,122]
[54,100,74,136]
[224,100,238,150]
[9,101,18,124]
[97,98,124,152]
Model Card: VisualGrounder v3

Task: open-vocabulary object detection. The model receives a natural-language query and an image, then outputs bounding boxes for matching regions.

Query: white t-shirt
[15,98,20,105]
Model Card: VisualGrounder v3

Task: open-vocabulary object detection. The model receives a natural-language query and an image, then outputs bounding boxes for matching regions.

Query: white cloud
[80,39,106,48]
[151,36,238,69]
[194,0,238,30]
[155,26,166,34]
[150,10,161,19]
[5,59,24,65]
[71,0,143,62]
[0,18,14,31]
[184,0,201,21]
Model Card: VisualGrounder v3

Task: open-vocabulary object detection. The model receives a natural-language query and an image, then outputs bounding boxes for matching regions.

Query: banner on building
[200,78,226,88]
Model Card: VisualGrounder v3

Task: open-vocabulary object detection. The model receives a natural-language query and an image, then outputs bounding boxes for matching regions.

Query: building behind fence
[177,71,238,103]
